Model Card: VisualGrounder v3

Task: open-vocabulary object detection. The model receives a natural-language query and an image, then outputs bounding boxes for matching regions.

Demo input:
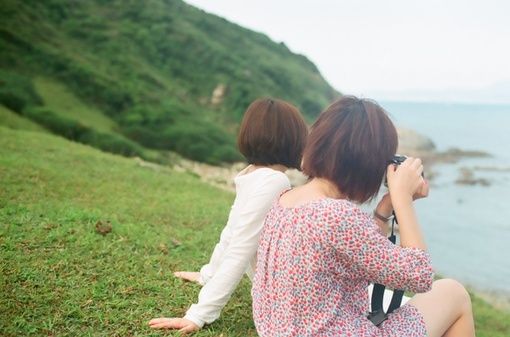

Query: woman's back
[252,194,432,337]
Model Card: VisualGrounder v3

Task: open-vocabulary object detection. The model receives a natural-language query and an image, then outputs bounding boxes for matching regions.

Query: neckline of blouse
[276,194,352,211]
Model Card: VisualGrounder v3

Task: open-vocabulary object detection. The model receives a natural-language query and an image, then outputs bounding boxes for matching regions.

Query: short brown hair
[302,96,398,203]
[237,98,308,170]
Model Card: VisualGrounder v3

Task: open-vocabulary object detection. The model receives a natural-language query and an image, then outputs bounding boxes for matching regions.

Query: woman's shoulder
[235,169,290,200]
[237,167,290,187]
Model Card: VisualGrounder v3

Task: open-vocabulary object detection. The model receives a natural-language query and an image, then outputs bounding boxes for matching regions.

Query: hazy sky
[184,0,510,102]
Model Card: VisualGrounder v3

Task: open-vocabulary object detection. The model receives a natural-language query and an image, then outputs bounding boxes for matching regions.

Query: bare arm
[386,157,428,250]
[374,193,393,234]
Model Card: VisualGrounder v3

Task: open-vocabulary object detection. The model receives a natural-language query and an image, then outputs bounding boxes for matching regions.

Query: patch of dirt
[95,220,112,235]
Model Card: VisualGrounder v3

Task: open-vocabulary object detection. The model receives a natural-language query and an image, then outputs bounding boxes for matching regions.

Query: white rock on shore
[397,128,436,155]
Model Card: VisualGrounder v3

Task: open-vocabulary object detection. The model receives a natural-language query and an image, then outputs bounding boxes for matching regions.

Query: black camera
[389,154,407,166]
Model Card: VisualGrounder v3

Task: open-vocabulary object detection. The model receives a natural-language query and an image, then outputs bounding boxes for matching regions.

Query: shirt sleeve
[198,241,225,285]
[329,201,434,293]
[184,173,290,327]
[199,206,235,285]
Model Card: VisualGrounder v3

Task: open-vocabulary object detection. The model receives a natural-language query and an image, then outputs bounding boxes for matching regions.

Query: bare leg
[408,279,475,337]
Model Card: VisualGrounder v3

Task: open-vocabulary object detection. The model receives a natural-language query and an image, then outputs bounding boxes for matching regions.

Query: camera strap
[367,213,405,326]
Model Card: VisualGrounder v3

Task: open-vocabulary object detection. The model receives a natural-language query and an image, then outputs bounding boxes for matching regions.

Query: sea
[380,101,510,298]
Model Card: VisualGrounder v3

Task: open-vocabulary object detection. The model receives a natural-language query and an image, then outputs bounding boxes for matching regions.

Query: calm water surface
[380,101,510,296]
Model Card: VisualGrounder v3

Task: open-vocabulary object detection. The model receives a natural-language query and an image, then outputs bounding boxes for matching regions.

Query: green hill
[0,0,338,164]
[1,127,509,336]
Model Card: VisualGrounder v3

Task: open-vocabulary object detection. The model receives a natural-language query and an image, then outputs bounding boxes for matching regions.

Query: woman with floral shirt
[252,96,475,337]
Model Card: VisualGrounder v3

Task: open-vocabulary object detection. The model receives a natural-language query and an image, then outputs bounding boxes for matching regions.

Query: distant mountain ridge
[0,0,338,164]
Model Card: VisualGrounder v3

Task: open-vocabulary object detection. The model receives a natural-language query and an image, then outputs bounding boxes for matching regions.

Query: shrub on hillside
[162,123,242,164]
[80,131,145,157]
[23,106,145,157]
[122,125,162,148]
[56,62,134,114]
[209,145,242,164]
[23,106,88,139]
[124,120,242,164]
[0,70,42,112]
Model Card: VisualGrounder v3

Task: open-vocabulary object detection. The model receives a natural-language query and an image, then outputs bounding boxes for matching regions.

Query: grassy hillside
[1,127,509,336]
[0,0,338,164]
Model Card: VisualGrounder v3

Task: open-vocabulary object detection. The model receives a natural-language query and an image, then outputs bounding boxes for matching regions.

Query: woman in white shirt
[149,98,309,333]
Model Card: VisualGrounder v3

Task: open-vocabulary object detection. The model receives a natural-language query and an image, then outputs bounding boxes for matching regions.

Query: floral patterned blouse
[252,195,434,337]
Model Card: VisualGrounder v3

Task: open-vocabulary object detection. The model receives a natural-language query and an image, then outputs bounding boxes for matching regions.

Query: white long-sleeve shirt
[184,166,291,328]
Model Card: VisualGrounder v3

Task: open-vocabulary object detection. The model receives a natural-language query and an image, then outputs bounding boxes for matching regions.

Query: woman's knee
[433,278,472,310]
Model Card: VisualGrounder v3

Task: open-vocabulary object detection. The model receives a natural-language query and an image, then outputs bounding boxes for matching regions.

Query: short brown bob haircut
[302,96,398,203]
[237,98,308,170]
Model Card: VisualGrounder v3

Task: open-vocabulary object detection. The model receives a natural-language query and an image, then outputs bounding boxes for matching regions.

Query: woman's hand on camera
[412,178,429,200]
[386,157,425,200]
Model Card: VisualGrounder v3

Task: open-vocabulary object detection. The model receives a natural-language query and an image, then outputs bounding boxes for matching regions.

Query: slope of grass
[0,104,47,132]
[33,77,118,132]
[0,127,508,337]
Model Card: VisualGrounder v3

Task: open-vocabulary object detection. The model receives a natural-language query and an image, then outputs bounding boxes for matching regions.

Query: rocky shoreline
[476,289,510,311]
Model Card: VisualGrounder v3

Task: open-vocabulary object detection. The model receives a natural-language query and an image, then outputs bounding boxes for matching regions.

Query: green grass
[470,292,510,337]
[0,126,508,336]
[33,77,118,132]
[0,105,47,132]
[0,127,255,336]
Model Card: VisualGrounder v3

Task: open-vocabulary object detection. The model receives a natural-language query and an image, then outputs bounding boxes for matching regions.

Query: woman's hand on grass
[174,271,201,284]
[148,317,199,333]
